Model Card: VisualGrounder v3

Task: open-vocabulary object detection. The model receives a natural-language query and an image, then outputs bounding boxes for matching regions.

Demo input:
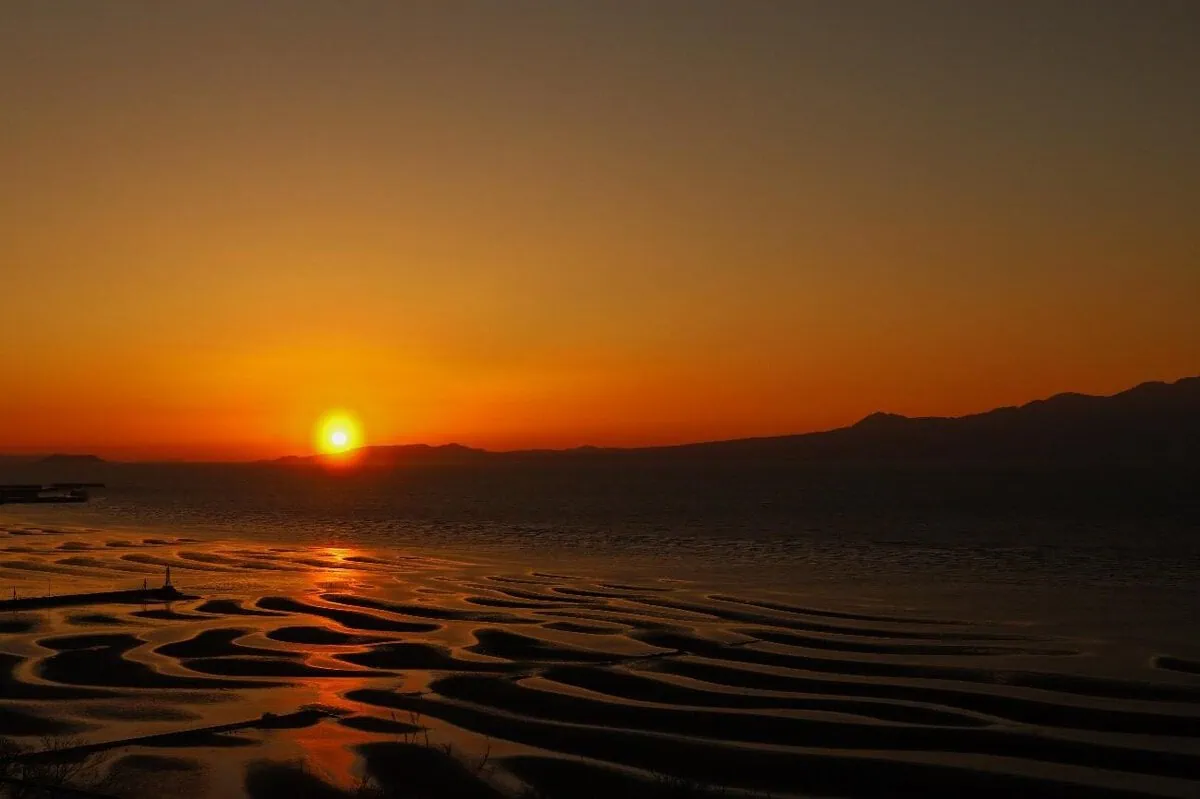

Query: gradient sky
[2,1,1198,460]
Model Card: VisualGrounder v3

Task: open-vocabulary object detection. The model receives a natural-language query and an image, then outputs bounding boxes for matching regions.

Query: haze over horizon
[4,2,1198,460]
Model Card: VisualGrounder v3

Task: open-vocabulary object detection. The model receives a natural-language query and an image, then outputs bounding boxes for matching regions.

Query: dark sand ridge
[67,613,134,626]
[0,704,93,737]
[321,592,541,624]
[630,595,1037,641]
[335,641,519,672]
[709,593,965,624]
[335,715,423,734]
[542,605,1009,643]
[344,555,452,572]
[55,556,165,574]
[646,658,1200,738]
[346,689,1164,798]
[464,596,583,610]
[0,651,119,700]
[465,629,662,664]
[550,586,667,600]
[539,664,992,726]
[241,550,450,572]
[194,599,287,617]
[255,596,441,633]
[35,633,286,689]
[533,608,681,631]
[423,674,1200,781]
[264,625,389,646]
[155,628,306,660]
[120,554,240,572]
[342,556,398,565]
[552,601,734,623]
[181,657,392,679]
[541,621,628,635]
[284,556,381,570]
[0,559,119,579]
[487,575,562,586]
[632,630,1200,704]
[501,598,707,625]
[0,646,115,736]
[177,552,305,571]
[0,617,38,634]
[461,583,603,606]
[74,702,200,722]
[132,608,215,621]
[1154,656,1200,676]
[740,626,1077,657]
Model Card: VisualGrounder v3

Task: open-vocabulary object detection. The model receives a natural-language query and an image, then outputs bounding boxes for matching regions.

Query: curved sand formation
[0,525,1197,798]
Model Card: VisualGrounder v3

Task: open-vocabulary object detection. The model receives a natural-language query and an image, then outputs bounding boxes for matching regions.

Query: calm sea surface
[4,461,1199,651]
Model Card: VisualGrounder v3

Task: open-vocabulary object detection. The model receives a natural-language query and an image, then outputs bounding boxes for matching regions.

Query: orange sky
[2,3,1198,461]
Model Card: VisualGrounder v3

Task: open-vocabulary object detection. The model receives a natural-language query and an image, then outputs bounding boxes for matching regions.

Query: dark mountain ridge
[276,376,1199,468]
[275,443,490,468]
[657,376,1200,465]
[38,453,108,466]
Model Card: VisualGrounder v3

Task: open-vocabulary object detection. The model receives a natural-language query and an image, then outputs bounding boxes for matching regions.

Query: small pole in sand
[165,565,172,588]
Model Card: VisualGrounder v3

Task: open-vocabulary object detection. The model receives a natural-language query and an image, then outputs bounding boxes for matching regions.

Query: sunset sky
[2,2,1198,461]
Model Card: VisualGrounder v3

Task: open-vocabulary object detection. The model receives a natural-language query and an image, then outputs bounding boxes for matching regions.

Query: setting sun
[315,411,363,455]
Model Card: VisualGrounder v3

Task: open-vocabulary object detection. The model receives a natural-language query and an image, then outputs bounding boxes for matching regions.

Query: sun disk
[314,411,363,455]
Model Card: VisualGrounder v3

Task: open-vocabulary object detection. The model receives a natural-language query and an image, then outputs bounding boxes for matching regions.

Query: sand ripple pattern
[0,524,1198,798]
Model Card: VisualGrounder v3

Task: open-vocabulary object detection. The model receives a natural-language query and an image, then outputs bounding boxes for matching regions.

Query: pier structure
[0,567,186,611]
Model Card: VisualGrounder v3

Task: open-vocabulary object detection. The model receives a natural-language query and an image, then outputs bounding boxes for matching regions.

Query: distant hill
[650,376,1200,465]
[275,443,490,468]
[275,376,1199,468]
[38,453,107,466]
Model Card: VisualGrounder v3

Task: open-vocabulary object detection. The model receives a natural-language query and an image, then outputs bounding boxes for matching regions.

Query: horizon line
[3,374,1194,465]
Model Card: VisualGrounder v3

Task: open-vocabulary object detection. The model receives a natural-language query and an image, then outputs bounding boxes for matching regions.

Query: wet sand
[0,520,1197,798]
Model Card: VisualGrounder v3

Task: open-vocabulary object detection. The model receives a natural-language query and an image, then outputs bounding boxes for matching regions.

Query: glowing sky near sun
[1,3,1198,460]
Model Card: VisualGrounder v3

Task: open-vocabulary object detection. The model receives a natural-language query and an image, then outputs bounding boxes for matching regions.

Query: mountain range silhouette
[278,376,1199,468]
